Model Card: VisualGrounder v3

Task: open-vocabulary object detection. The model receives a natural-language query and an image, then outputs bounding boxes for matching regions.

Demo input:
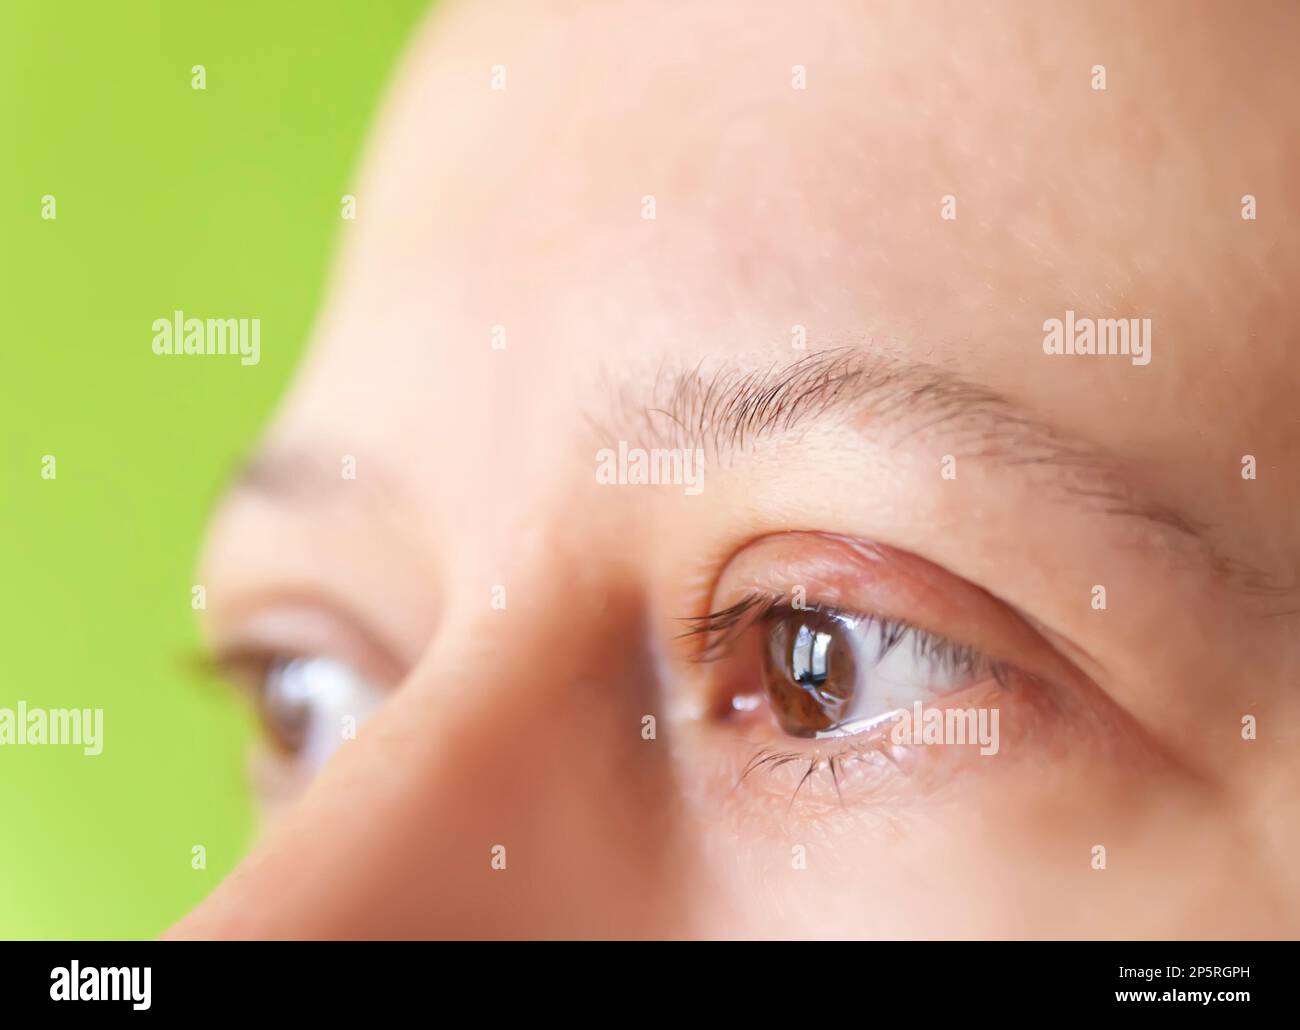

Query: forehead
[275,0,1296,531]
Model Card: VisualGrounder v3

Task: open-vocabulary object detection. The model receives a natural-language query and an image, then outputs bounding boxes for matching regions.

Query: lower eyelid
[707,672,1035,815]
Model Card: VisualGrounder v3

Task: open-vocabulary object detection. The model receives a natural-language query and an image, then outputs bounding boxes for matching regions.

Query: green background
[0,0,428,937]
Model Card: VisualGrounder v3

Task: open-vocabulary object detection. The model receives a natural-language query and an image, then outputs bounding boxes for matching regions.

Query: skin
[169,0,1300,938]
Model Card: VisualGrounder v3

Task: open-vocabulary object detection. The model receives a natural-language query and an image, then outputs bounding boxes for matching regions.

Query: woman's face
[171,0,1300,937]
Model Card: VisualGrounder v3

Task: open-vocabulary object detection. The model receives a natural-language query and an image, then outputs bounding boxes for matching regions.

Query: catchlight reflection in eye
[259,655,387,770]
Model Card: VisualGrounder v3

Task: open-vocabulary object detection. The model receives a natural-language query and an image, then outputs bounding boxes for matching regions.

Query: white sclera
[813,614,969,739]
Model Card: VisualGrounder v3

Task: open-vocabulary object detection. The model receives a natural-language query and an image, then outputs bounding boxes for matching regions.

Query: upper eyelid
[205,597,408,689]
[683,530,1091,687]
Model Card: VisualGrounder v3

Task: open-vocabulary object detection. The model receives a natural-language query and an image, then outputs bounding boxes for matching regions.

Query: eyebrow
[604,348,1291,601]
[221,445,406,521]
[221,350,1292,608]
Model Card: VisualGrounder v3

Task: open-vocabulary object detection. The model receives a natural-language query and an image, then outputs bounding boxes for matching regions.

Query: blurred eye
[254,655,387,770]
[744,601,1004,739]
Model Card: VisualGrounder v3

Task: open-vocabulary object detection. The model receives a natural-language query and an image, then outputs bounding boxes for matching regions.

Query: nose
[168,560,694,938]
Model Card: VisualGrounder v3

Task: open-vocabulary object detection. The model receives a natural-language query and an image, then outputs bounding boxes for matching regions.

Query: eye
[679,532,1122,813]
[757,602,1003,739]
[232,653,388,771]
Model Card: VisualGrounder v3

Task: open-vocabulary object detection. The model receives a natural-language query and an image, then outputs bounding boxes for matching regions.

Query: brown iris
[761,610,859,736]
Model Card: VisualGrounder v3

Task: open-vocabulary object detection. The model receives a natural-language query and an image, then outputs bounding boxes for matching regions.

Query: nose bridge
[171,540,693,939]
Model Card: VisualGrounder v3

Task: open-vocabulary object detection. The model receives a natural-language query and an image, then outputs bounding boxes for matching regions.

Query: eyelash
[680,591,1013,805]
[187,646,317,756]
